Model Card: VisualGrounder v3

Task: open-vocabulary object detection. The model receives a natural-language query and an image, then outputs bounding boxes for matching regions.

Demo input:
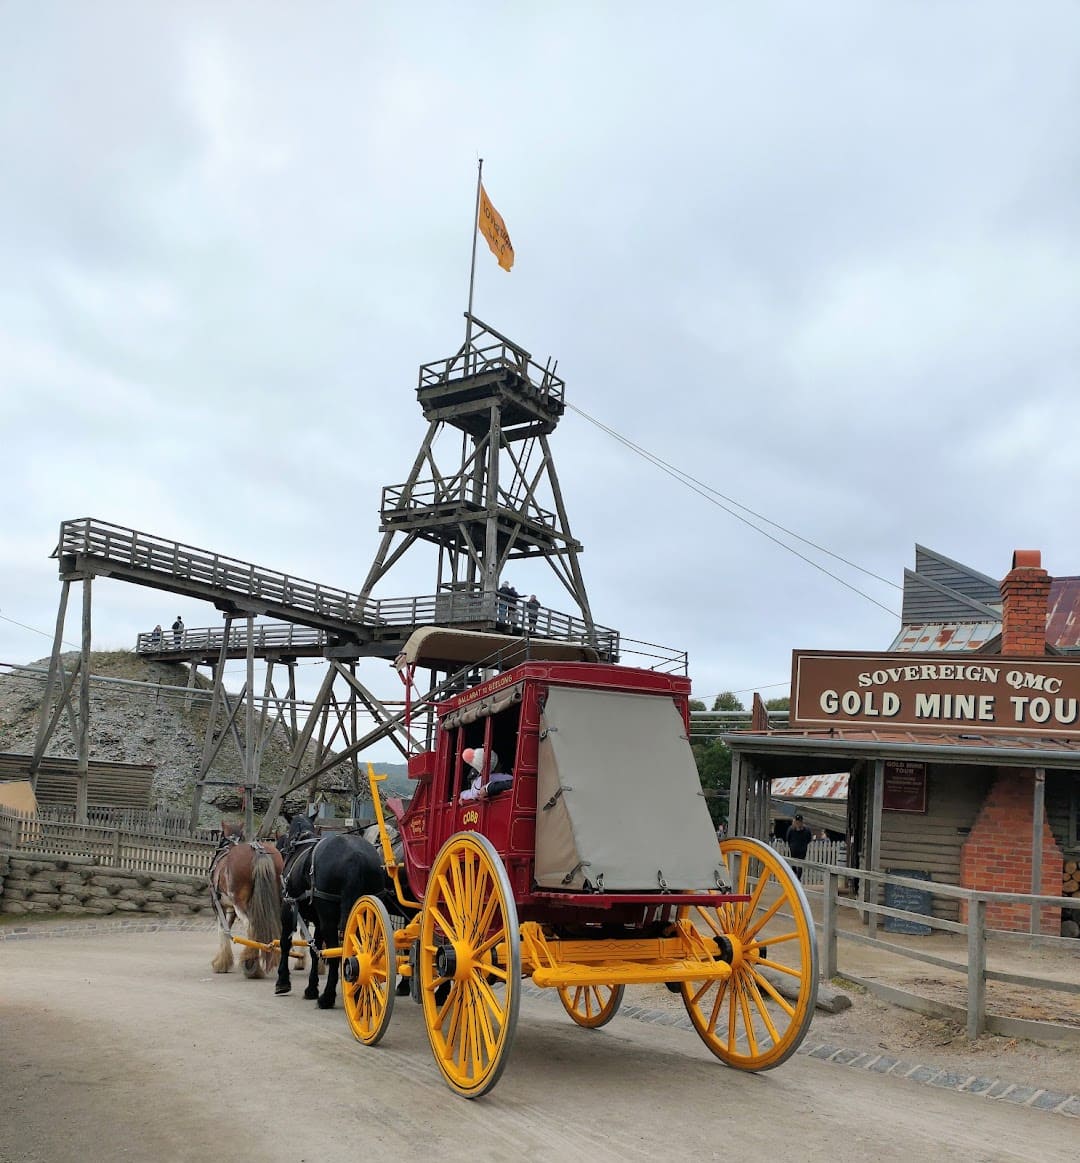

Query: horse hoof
[317,996,335,1010]
[304,988,319,1001]
[274,983,291,995]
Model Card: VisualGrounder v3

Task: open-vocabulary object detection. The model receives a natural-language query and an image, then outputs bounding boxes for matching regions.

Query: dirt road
[1,927,1075,1163]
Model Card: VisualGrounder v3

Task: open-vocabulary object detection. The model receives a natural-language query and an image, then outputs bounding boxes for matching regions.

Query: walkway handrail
[58,519,639,661]
[57,518,376,627]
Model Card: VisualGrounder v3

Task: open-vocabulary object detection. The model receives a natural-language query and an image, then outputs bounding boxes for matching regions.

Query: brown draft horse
[210,822,285,979]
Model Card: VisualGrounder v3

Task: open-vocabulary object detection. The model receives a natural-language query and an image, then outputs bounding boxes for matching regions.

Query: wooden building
[726,549,1080,935]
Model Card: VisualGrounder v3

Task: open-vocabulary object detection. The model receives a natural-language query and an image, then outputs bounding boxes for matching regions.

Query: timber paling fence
[0,805,217,878]
[36,804,218,841]
[787,858,1080,1040]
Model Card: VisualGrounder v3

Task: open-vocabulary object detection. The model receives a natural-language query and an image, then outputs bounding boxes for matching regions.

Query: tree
[689,694,744,826]
[712,691,745,713]
[690,694,788,827]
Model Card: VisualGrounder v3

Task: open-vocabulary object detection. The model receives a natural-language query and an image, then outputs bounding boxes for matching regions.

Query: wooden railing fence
[0,805,217,878]
[782,857,1080,1040]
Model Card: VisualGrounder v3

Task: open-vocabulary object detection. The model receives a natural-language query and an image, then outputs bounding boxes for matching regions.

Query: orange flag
[478,183,514,271]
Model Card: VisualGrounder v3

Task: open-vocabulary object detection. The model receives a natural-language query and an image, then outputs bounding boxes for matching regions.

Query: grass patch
[832,975,868,994]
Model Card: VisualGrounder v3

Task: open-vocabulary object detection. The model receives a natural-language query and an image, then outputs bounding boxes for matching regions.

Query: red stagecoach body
[395,657,734,926]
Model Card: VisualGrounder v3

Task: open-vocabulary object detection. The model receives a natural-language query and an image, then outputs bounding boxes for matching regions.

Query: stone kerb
[0,850,211,919]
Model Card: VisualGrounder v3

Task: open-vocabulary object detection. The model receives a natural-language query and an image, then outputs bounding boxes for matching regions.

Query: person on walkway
[171,616,185,649]
[525,594,540,633]
[149,624,162,649]
[497,582,520,628]
[496,582,512,626]
[786,813,811,881]
[506,584,520,627]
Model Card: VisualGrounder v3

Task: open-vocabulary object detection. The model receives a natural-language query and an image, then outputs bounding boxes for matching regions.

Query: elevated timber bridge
[56,518,618,662]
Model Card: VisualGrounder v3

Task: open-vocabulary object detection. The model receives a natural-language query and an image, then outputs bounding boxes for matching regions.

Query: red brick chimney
[1000,549,1050,656]
[960,552,1061,933]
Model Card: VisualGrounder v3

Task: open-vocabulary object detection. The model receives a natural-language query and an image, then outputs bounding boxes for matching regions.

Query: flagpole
[465,157,483,373]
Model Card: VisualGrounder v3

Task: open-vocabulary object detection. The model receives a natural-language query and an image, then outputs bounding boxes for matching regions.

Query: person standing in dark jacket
[786,813,811,881]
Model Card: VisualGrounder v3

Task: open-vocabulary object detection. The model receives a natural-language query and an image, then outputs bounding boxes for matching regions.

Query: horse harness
[208,834,273,935]
[280,834,325,909]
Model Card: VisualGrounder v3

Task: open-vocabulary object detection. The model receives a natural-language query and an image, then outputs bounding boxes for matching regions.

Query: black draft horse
[275,814,411,1009]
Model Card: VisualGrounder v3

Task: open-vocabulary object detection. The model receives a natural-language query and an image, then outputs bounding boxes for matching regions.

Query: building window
[1070,780,1080,848]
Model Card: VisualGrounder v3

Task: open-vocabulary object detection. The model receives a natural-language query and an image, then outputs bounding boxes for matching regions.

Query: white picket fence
[770,837,846,885]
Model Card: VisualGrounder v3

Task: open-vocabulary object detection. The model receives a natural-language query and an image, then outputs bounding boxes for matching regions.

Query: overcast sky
[3,2,1080,741]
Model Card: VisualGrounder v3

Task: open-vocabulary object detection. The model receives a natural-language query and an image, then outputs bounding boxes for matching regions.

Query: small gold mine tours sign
[790,650,1080,737]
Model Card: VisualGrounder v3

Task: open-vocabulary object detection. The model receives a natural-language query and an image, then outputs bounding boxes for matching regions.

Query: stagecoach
[341,628,818,1098]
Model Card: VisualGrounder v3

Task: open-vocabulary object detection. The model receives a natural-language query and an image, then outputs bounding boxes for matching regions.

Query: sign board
[884,869,933,934]
[883,760,927,813]
[790,650,1080,737]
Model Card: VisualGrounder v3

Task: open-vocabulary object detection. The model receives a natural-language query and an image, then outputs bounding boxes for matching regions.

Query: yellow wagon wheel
[558,984,625,1028]
[419,832,522,1099]
[341,895,395,1046]
[679,836,818,1071]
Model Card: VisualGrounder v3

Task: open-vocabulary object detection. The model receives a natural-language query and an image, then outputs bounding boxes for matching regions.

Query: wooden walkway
[56,518,622,664]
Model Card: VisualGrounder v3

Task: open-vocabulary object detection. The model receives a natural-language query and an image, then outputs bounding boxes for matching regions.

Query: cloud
[2,1,1079,724]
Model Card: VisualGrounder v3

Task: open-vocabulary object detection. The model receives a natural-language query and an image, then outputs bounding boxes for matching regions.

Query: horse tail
[247,849,283,949]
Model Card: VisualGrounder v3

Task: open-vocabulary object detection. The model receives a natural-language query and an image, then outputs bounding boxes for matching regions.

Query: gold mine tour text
[816,666,1080,725]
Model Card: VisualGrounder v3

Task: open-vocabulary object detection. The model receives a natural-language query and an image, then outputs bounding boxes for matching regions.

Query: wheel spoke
[473,887,500,944]
[428,901,455,941]
[737,979,759,1056]
[748,966,795,1018]
[742,891,785,942]
[726,974,740,1049]
[689,977,714,1007]
[707,977,730,1034]
[741,870,770,927]
[758,955,803,979]
[474,922,505,958]
[745,972,783,1044]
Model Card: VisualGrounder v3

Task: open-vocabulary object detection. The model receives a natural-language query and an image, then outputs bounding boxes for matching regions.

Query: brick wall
[959,770,1064,933]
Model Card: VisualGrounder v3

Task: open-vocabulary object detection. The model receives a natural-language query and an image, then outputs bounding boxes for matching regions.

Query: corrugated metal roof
[893,554,1080,654]
[770,772,849,800]
[729,725,1080,756]
[1046,578,1080,650]
[889,621,1000,652]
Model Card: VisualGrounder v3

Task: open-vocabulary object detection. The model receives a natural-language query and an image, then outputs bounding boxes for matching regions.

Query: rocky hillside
[0,651,406,830]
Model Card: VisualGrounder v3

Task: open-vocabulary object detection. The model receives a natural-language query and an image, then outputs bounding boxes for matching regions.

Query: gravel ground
[4,914,1078,1108]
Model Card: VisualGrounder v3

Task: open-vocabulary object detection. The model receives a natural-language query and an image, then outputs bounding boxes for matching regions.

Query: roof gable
[900,567,1001,624]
